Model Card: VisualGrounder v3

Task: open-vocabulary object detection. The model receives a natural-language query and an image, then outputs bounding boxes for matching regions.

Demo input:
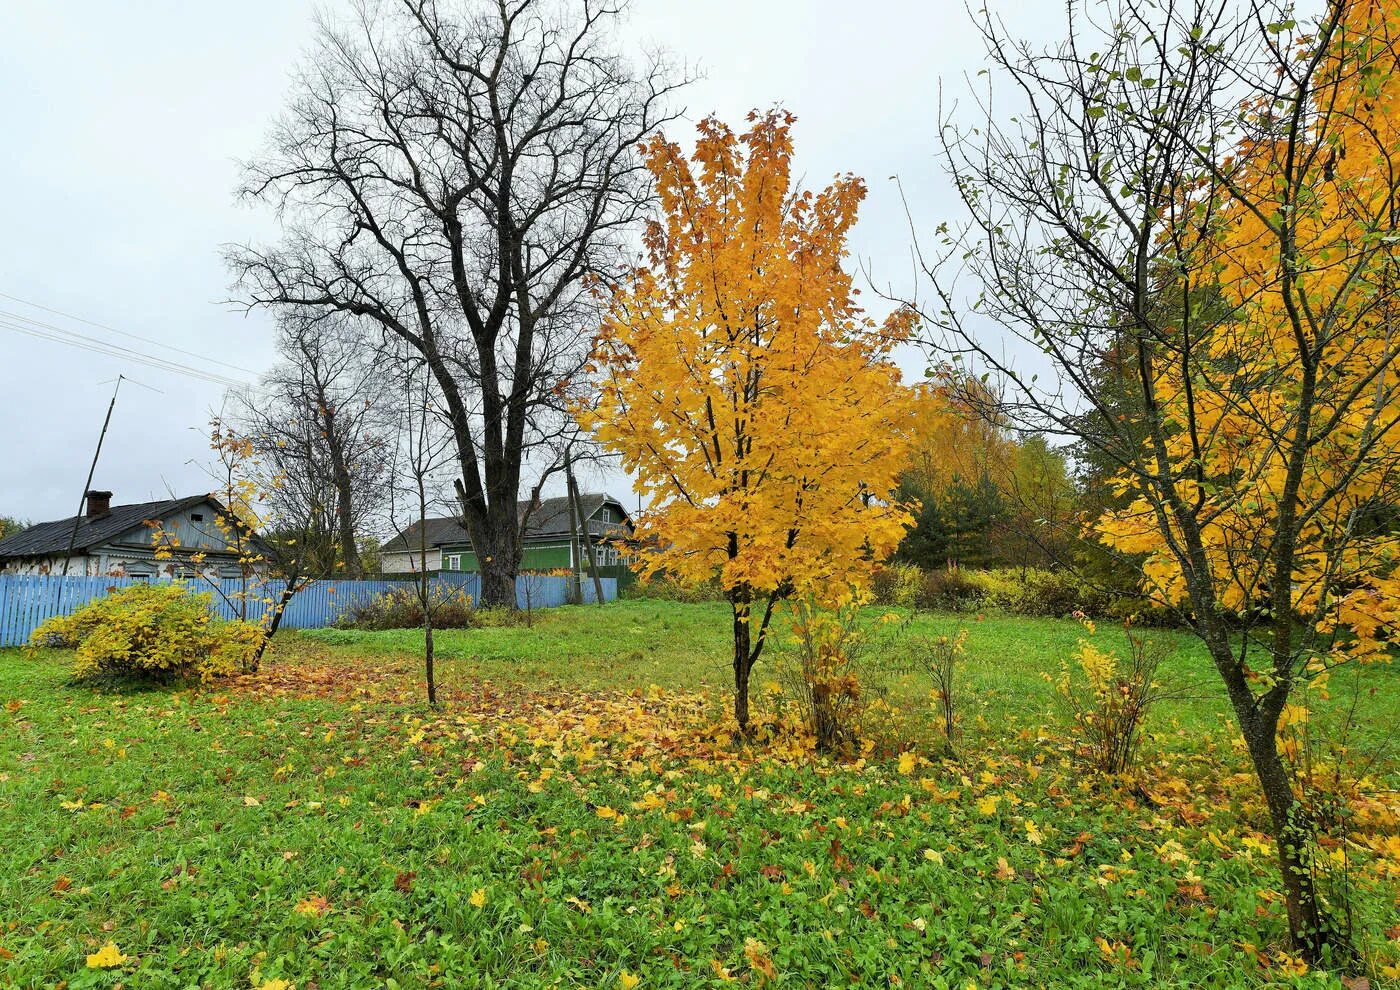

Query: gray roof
[382,493,631,554]
[0,495,222,560]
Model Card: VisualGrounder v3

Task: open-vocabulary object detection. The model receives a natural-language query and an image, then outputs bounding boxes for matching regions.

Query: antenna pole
[57,376,124,605]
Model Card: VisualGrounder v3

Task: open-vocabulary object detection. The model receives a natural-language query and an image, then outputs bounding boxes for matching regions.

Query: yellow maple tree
[579,110,917,730]
[904,371,1013,498]
[1097,0,1400,666]
[1089,0,1400,957]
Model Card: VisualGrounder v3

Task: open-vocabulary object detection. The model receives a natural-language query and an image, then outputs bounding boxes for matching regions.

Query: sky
[0,0,1065,526]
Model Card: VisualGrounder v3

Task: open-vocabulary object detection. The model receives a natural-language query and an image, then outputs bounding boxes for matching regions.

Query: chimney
[85,490,113,518]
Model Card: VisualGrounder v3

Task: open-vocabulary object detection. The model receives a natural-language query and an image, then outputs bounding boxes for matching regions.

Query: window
[191,513,204,522]
[445,554,462,571]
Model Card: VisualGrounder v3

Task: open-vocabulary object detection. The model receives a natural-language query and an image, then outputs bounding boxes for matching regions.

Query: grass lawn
[1,600,1396,988]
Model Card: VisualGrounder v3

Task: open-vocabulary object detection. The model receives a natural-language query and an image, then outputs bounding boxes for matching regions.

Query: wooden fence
[0,572,615,647]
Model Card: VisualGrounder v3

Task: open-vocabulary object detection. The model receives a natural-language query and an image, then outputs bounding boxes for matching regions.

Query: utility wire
[0,290,257,375]
[0,309,250,385]
[0,317,252,389]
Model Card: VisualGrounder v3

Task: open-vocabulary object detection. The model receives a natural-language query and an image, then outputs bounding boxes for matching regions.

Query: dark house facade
[0,490,259,580]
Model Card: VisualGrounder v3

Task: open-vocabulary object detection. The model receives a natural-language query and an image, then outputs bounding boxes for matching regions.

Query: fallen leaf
[85,942,128,968]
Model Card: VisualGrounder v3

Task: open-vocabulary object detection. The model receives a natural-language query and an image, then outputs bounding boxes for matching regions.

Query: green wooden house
[380,493,634,576]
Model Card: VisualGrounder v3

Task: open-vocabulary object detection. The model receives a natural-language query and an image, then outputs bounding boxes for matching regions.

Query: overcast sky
[0,0,1064,525]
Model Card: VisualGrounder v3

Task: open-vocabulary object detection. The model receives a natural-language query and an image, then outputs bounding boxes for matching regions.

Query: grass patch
[1,600,1395,987]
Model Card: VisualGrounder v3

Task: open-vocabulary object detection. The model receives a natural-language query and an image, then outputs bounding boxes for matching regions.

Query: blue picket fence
[0,572,615,647]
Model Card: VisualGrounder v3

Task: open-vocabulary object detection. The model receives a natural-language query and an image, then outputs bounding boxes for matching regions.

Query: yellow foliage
[29,582,263,683]
[1095,3,1400,662]
[579,110,917,612]
[85,942,128,968]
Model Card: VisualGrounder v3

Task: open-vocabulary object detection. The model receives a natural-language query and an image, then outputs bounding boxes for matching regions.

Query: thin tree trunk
[424,612,436,706]
[566,453,606,605]
[564,478,585,605]
[419,486,437,706]
[732,606,752,732]
[251,568,301,671]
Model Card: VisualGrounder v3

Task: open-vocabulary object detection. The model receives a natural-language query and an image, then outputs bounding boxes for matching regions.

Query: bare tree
[229,0,685,606]
[905,0,1400,961]
[384,353,459,705]
[229,314,390,578]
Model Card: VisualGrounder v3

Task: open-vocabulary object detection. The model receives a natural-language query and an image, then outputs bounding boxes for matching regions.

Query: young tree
[230,0,685,607]
[580,111,917,731]
[384,354,458,705]
[151,420,315,670]
[230,315,389,578]
[916,0,1400,959]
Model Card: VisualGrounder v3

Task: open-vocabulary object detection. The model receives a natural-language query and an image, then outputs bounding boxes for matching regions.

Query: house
[380,493,635,574]
[0,490,261,580]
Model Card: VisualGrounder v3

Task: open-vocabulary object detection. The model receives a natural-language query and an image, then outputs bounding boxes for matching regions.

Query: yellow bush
[1049,614,1169,776]
[30,583,262,683]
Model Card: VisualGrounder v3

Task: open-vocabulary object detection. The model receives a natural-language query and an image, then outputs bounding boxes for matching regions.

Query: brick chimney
[85,490,113,518]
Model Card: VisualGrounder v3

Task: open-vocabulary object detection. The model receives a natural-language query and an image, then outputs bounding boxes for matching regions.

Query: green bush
[916,567,985,612]
[963,568,1109,617]
[872,564,1175,622]
[334,584,476,631]
[870,562,923,608]
[29,583,262,683]
[619,574,726,604]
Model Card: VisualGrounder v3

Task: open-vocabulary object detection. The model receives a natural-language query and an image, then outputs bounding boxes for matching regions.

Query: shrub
[870,562,923,609]
[772,600,910,756]
[30,583,262,683]
[619,574,725,603]
[915,566,984,612]
[916,630,967,751]
[334,584,476,631]
[780,601,869,755]
[1050,614,1170,776]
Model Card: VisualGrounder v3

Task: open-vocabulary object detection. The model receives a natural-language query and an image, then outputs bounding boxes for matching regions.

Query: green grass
[304,601,1397,753]
[1,601,1396,988]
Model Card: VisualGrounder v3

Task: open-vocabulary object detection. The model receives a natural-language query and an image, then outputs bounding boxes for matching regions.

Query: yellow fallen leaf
[293,895,329,916]
[85,942,128,968]
[469,888,487,908]
[923,848,944,865]
[897,751,917,775]
[618,972,640,989]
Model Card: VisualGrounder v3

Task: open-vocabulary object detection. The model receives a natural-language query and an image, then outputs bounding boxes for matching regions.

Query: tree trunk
[319,403,363,579]
[566,458,606,606]
[333,470,362,577]
[1240,717,1337,962]
[732,607,752,732]
[478,546,517,610]
[424,616,436,706]
[251,570,301,671]
[1203,618,1345,963]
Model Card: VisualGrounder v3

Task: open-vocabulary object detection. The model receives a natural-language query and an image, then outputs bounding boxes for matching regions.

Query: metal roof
[381,493,631,554]
[0,494,224,560]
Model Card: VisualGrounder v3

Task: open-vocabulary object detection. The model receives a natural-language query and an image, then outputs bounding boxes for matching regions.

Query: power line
[0,317,248,388]
[0,308,252,387]
[0,317,252,389]
[0,290,257,375]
